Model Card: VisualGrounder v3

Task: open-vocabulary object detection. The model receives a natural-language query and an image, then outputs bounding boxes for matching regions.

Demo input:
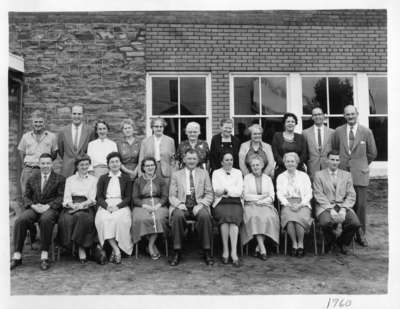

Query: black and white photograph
[4,0,399,308]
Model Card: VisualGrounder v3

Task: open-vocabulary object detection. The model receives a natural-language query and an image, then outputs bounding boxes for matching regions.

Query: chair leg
[352,236,356,255]
[313,222,318,255]
[245,243,248,256]
[164,235,169,258]
[276,242,279,255]
[284,231,287,256]
[135,243,139,259]
[321,236,325,255]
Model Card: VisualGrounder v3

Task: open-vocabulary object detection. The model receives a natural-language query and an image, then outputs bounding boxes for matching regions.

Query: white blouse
[87,138,118,169]
[243,173,275,206]
[212,168,243,208]
[276,170,312,208]
[63,173,98,207]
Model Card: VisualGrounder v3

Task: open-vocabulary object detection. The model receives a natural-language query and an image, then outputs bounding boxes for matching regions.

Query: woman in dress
[212,151,243,267]
[238,123,275,177]
[241,155,279,260]
[176,122,210,170]
[87,120,118,178]
[131,157,169,260]
[271,113,308,179]
[276,152,313,257]
[58,155,98,263]
[209,118,241,174]
[95,152,133,264]
[117,119,140,180]
[138,117,175,184]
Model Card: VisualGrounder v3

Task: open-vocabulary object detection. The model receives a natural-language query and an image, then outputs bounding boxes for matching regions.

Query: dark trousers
[13,207,59,252]
[354,186,367,232]
[170,207,212,250]
[318,209,361,246]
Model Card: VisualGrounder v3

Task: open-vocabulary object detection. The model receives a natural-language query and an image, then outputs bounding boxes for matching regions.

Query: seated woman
[241,155,279,260]
[58,155,98,263]
[131,157,169,260]
[95,152,133,264]
[276,152,313,257]
[212,151,243,267]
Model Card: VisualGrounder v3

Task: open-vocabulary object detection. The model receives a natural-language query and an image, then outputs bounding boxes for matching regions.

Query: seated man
[11,153,65,270]
[313,150,361,254]
[169,149,214,266]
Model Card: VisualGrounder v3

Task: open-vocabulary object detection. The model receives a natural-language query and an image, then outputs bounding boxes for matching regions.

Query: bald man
[331,105,377,247]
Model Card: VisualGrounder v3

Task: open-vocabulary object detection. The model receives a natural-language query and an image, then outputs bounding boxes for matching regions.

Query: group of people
[10,103,377,271]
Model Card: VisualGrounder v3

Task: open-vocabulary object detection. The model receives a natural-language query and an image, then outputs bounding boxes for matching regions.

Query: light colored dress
[241,173,280,245]
[95,172,133,255]
[276,170,313,232]
[87,138,118,177]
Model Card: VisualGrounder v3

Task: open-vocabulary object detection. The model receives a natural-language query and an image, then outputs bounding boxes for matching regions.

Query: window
[368,76,387,161]
[301,76,354,130]
[231,75,288,143]
[147,73,211,146]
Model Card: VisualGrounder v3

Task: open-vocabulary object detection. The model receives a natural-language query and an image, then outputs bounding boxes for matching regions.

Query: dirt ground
[9,179,388,295]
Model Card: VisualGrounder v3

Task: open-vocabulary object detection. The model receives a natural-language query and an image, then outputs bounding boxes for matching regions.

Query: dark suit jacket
[331,124,377,186]
[58,123,93,177]
[24,171,65,211]
[96,173,132,210]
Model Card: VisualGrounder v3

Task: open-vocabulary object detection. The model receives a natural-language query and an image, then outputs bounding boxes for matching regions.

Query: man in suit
[58,105,93,177]
[10,153,65,271]
[302,107,335,180]
[168,149,214,266]
[313,150,360,254]
[331,105,377,246]
[138,117,176,183]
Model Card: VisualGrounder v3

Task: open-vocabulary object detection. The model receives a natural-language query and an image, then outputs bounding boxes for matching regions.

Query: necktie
[317,127,322,151]
[189,170,195,198]
[41,175,48,193]
[349,127,355,151]
[73,126,79,151]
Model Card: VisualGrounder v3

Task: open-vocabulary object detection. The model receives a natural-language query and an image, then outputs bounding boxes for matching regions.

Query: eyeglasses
[144,164,155,167]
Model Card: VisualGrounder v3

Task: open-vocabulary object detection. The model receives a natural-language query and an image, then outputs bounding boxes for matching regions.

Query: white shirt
[313,125,324,149]
[212,168,243,207]
[276,170,312,208]
[63,173,98,207]
[346,123,358,150]
[87,138,118,169]
[153,136,162,161]
[71,123,83,148]
[185,168,196,195]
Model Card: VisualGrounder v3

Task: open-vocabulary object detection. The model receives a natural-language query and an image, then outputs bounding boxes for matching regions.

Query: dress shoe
[151,253,161,260]
[221,256,229,264]
[109,252,116,263]
[169,252,181,266]
[10,259,22,270]
[79,258,87,264]
[114,253,122,264]
[296,248,305,258]
[356,229,368,247]
[290,248,298,257]
[204,251,214,266]
[259,253,268,261]
[338,245,348,255]
[232,259,241,268]
[40,259,50,271]
[94,246,107,265]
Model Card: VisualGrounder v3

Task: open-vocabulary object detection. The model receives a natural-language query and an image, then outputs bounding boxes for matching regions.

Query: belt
[24,164,39,169]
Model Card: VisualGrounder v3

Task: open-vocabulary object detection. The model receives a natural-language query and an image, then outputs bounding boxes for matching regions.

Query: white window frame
[146,72,212,144]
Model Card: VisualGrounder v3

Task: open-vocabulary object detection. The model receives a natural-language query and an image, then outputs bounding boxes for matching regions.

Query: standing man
[58,105,93,177]
[331,105,377,246]
[10,153,65,271]
[18,110,58,209]
[313,150,360,254]
[302,107,335,180]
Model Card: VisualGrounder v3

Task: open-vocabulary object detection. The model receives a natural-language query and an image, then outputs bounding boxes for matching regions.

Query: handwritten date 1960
[327,298,352,308]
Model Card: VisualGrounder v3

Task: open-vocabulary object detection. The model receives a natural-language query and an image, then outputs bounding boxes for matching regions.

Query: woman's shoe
[114,253,122,264]
[290,248,298,257]
[221,256,229,264]
[259,253,268,261]
[151,253,161,260]
[79,258,87,264]
[297,248,305,258]
[232,259,241,268]
[109,252,116,263]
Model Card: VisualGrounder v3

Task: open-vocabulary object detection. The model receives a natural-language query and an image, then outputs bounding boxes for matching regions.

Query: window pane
[233,117,259,144]
[327,116,346,129]
[261,117,284,144]
[180,77,206,115]
[328,77,353,114]
[369,77,387,114]
[234,77,259,115]
[180,118,207,142]
[369,117,387,161]
[302,77,327,114]
[302,116,314,130]
[152,78,178,115]
[162,118,179,147]
[261,77,287,115]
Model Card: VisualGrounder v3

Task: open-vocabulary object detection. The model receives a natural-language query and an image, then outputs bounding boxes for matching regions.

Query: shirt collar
[347,123,358,131]
[31,130,48,137]
[41,172,51,178]
[329,168,338,176]
[108,171,122,178]
[75,172,89,179]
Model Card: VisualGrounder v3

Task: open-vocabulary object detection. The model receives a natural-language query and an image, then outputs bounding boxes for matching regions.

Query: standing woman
[58,155,98,263]
[176,122,210,170]
[209,118,241,174]
[131,157,169,260]
[238,124,275,177]
[277,152,313,257]
[271,113,308,179]
[117,119,141,180]
[241,155,279,260]
[138,118,175,184]
[95,152,133,264]
[212,152,243,267]
[87,120,118,178]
